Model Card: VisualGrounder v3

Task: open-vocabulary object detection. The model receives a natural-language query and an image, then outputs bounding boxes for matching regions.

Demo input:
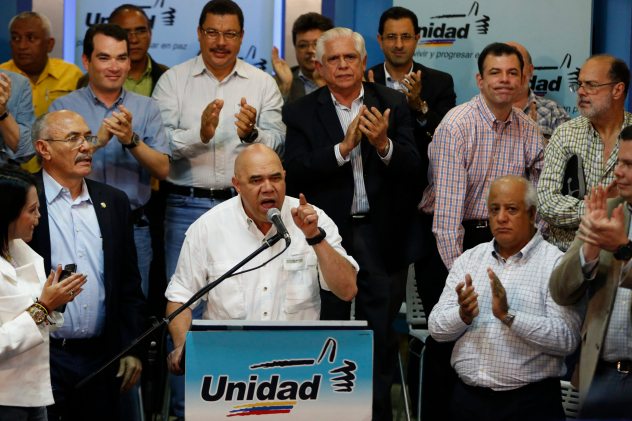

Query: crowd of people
[0,1,630,420]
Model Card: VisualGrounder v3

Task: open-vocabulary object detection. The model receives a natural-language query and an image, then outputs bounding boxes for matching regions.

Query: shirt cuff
[334,144,350,166]
[579,247,599,280]
[378,138,394,164]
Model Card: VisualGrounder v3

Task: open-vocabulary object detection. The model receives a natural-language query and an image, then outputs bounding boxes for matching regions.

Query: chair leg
[397,350,412,421]
[417,345,425,421]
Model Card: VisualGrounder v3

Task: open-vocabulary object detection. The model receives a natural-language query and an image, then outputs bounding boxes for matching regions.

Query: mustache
[74,154,92,164]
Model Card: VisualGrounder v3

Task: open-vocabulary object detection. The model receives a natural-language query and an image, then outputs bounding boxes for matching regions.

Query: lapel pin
[100,202,107,208]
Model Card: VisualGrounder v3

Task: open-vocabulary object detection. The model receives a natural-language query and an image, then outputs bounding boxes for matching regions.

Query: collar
[383,62,414,83]
[135,55,153,79]
[330,86,365,110]
[192,55,248,81]
[491,230,542,261]
[475,94,514,126]
[86,84,126,108]
[42,169,92,206]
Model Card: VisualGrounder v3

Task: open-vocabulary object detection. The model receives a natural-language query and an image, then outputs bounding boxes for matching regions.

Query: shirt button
[263,311,268,316]
[263,287,268,292]
[83,305,88,309]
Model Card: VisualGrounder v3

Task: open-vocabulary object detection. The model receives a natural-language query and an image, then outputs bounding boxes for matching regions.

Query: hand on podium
[168,344,185,375]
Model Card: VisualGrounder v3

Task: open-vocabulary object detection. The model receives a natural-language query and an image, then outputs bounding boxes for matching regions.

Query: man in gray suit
[550,125,632,420]
[271,12,332,103]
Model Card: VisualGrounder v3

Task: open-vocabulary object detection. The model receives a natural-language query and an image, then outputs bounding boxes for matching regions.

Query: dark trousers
[0,406,47,421]
[415,214,492,421]
[450,377,565,421]
[47,339,118,421]
[320,218,408,421]
[579,360,632,420]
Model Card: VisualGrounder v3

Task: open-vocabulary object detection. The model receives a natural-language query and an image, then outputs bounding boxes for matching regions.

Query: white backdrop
[71,0,280,74]
[395,0,593,116]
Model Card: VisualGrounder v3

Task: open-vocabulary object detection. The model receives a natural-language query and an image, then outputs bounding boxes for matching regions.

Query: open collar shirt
[429,231,582,390]
[420,94,544,269]
[165,195,358,321]
[152,56,285,189]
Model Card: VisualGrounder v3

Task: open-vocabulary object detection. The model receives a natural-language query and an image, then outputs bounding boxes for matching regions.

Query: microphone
[267,208,291,245]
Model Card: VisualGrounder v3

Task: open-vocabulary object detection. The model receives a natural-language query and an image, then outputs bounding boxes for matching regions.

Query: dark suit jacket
[30,174,146,358]
[550,197,631,402]
[283,82,422,271]
[367,61,456,193]
[285,66,306,104]
[77,54,168,95]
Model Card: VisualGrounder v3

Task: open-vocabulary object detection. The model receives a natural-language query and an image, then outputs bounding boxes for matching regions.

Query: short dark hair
[608,56,630,96]
[109,4,151,28]
[198,0,244,31]
[0,165,37,259]
[621,125,632,141]
[291,13,333,46]
[378,7,419,35]
[477,42,524,75]
[83,24,129,59]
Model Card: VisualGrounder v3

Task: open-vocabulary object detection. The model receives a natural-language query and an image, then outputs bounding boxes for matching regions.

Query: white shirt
[0,240,54,407]
[429,232,582,390]
[165,195,358,321]
[152,56,285,188]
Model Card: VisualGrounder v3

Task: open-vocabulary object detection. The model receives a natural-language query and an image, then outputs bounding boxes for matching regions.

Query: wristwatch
[240,127,259,144]
[613,240,632,261]
[27,303,48,326]
[122,132,141,149]
[501,311,516,327]
[306,227,326,246]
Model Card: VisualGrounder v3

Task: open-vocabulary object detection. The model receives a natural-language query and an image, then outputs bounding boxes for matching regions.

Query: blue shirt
[0,69,35,164]
[49,86,171,209]
[43,170,106,339]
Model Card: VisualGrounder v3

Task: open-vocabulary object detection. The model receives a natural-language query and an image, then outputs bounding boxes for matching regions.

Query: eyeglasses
[382,33,416,42]
[44,135,99,149]
[296,41,318,50]
[569,81,619,94]
[200,28,241,40]
[124,27,150,38]
[325,53,360,66]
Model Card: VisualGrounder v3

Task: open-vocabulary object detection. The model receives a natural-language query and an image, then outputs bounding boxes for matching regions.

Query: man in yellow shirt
[1,12,82,117]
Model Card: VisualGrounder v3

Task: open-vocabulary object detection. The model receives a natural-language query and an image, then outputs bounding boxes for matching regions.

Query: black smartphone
[57,264,77,313]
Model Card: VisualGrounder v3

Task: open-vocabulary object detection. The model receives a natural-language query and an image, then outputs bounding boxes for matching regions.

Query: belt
[50,336,106,352]
[164,182,236,200]
[462,219,489,229]
[131,206,148,227]
[601,359,632,374]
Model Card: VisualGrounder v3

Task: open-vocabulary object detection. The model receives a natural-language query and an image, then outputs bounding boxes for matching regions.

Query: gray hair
[31,113,51,147]
[488,175,538,211]
[9,12,52,38]
[315,27,367,64]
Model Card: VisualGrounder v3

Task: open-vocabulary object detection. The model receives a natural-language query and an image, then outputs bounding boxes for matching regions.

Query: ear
[231,176,241,194]
[81,54,89,72]
[47,37,55,53]
[34,139,51,161]
[528,206,536,224]
[362,54,367,73]
[476,73,483,90]
[377,33,383,50]
[612,82,626,101]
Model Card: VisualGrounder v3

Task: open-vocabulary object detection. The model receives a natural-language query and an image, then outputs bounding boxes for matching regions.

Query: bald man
[164,144,358,373]
[506,41,569,140]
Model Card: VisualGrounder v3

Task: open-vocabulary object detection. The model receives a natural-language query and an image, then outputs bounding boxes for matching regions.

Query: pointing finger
[299,193,307,206]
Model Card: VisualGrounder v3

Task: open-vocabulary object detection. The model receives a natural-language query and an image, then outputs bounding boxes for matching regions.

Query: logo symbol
[532,53,576,95]
[420,2,490,47]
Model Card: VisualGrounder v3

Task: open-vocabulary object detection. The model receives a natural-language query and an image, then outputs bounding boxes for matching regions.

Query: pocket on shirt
[283,252,319,316]
[206,262,247,320]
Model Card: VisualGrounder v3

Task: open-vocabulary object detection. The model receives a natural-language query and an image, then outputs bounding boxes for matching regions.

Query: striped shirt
[537,112,632,250]
[429,232,582,390]
[420,94,544,269]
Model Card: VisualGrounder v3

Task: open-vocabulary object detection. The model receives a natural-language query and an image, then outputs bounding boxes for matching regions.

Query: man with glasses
[50,24,170,300]
[283,27,421,421]
[29,109,146,421]
[151,1,284,418]
[538,54,632,251]
[271,12,333,103]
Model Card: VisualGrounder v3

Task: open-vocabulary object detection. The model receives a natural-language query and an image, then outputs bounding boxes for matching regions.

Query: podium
[185,320,373,420]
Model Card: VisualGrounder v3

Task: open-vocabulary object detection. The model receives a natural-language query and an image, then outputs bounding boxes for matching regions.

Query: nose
[496,208,509,222]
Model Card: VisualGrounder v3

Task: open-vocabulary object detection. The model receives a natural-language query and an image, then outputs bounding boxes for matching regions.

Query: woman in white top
[0,165,87,421]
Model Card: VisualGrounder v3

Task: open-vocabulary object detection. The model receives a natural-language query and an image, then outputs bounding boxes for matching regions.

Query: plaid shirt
[421,94,544,269]
[429,232,582,390]
[537,112,632,250]
[524,90,570,139]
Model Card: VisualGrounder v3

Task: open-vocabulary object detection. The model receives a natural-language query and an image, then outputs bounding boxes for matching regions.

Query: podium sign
[185,321,373,420]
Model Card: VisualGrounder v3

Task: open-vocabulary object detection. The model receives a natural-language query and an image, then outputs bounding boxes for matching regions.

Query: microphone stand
[76,233,288,389]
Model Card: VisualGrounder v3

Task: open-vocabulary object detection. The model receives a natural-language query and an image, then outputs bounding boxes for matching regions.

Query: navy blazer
[30,174,146,358]
[283,82,423,271]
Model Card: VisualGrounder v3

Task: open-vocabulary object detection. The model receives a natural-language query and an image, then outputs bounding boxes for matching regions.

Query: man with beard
[538,55,631,251]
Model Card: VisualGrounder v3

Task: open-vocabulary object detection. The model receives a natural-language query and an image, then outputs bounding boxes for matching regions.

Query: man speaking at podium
[164,144,358,374]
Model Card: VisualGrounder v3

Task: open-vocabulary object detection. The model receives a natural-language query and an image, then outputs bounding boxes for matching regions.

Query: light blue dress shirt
[49,86,171,209]
[44,170,106,339]
[0,69,35,164]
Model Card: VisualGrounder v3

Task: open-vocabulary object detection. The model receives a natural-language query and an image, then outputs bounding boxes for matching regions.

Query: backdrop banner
[395,0,593,116]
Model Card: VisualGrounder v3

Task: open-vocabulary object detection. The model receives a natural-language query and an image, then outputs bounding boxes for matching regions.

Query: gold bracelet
[33,301,50,316]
